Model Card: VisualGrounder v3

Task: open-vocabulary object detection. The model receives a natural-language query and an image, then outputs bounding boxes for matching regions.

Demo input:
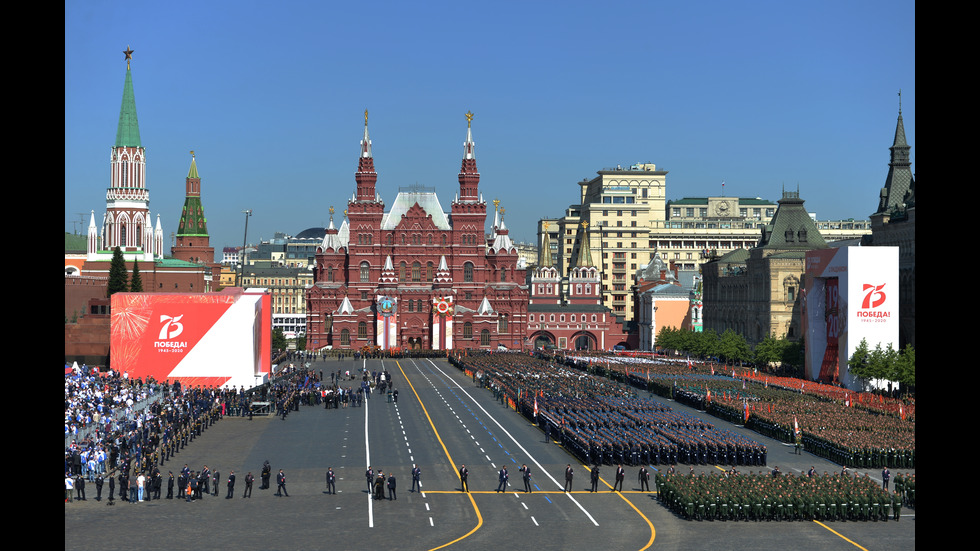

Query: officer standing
[590,465,600,492]
[95,473,104,501]
[564,464,574,492]
[519,464,532,493]
[497,466,509,492]
[387,473,397,500]
[226,471,236,499]
[411,465,421,493]
[276,469,289,497]
[638,466,650,492]
[613,465,625,491]
[459,465,469,492]
[243,472,254,498]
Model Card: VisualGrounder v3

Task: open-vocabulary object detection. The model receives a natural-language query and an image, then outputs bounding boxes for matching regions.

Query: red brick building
[305,112,528,351]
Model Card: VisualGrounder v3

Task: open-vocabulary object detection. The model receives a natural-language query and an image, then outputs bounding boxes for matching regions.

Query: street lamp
[239,209,252,286]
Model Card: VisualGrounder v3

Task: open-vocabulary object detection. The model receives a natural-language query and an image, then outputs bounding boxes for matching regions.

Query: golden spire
[465,111,474,127]
[365,109,369,124]
[493,198,500,211]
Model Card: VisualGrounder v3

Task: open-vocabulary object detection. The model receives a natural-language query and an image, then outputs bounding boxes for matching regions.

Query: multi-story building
[305,112,528,351]
[543,164,871,324]
[239,265,313,315]
[701,190,828,345]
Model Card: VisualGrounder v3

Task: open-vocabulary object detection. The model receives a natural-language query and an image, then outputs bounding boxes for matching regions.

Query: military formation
[655,470,903,522]
[453,353,767,468]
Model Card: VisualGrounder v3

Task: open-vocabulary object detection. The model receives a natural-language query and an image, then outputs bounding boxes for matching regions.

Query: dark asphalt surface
[64,356,915,551]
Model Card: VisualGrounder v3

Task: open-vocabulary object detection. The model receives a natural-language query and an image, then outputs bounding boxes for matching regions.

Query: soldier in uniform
[590,464,600,492]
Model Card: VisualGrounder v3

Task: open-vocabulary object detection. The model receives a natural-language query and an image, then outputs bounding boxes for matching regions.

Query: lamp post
[239,209,252,286]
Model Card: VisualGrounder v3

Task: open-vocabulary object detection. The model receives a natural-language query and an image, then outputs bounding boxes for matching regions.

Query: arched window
[358,322,367,340]
[480,329,491,346]
[417,299,424,312]
[341,329,350,346]
[426,262,434,282]
[412,262,421,282]
[464,262,474,282]
[463,322,473,339]
[408,300,415,313]
[498,314,508,332]
[500,268,506,282]
[327,266,335,282]
[360,262,370,282]
[399,262,407,282]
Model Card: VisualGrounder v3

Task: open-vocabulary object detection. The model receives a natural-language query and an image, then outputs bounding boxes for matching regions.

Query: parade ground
[64,357,915,551]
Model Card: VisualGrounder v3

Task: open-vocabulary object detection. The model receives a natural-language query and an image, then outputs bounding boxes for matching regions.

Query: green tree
[847,338,871,379]
[894,344,915,392]
[694,328,719,360]
[718,329,750,365]
[130,261,144,292]
[753,334,783,368]
[655,326,680,354]
[107,247,129,297]
[295,334,307,351]
[272,328,287,351]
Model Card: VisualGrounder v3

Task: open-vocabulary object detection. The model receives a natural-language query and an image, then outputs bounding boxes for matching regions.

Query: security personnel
[638,466,650,492]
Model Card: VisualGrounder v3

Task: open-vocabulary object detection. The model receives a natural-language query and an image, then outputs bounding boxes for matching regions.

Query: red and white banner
[110,289,270,388]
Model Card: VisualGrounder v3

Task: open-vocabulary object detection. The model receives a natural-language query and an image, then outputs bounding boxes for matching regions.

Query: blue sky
[66,1,915,257]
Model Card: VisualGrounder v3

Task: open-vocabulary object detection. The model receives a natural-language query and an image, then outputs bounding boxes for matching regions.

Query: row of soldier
[655,470,903,522]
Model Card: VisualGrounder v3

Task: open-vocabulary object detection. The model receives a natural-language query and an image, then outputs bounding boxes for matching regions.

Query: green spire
[187,152,199,178]
[115,49,142,148]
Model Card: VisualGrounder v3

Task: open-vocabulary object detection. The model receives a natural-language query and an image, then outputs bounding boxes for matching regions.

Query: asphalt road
[64,356,915,551]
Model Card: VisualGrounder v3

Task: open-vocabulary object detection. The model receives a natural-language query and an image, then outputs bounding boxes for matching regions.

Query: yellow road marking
[396,360,483,551]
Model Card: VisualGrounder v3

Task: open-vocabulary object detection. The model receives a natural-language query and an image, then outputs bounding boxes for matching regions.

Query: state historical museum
[305,112,528,351]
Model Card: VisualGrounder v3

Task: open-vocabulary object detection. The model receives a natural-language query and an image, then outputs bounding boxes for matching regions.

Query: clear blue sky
[66,0,915,258]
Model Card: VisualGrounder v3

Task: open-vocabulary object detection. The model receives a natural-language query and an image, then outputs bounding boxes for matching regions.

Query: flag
[899,403,905,420]
[744,401,750,423]
[534,396,538,418]
[706,388,711,402]
[793,416,800,436]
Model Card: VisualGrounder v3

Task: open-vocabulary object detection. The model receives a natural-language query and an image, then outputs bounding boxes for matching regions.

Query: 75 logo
[158,315,184,339]
[861,284,886,309]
